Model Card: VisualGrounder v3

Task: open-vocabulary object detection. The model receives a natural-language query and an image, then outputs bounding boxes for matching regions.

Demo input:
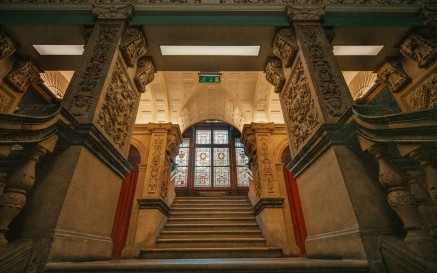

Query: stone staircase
[140,196,283,259]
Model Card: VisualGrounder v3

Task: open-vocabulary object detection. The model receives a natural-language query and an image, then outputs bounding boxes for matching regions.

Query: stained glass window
[237,167,249,187]
[214,167,230,187]
[195,148,211,166]
[235,138,249,187]
[194,167,211,187]
[213,130,229,144]
[236,148,248,166]
[235,138,244,147]
[196,130,211,144]
[213,148,229,166]
[175,138,190,187]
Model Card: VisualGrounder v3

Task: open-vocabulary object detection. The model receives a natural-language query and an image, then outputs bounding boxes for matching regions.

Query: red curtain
[283,166,307,256]
[111,165,139,259]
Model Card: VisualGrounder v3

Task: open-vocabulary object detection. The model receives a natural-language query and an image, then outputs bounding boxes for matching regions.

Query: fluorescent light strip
[33,45,84,55]
[160,45,260,56]
[333,45,384,56]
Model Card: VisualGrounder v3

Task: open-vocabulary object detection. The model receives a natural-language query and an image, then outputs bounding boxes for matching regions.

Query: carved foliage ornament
[135,57,155,92]
[120,27,148,68]
[376,59,410,93]
[259,137,274,194]
[68,26,119,117]
[161,160,170,199]
[403,72,437,111]
[285,5,325,21]
[97,61,139,149]
[300,26,347,117]
[5,58,42,93]
[148,135,164,193]
[400,33,437,68]
[273,28,298,68]
[0,32,15,59]
[251,122,274,132]
[265,57,285,93]
[281,59,320,150]
[92,4,134,20]
[0,91,13,113]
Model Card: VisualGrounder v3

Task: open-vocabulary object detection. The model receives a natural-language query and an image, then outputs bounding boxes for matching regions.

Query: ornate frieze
[4,58,42,93]
[92,4,134,20]
[0,32,15,60]
[281,59,320,151]
[402,72,436,111]
[135,57,155,93]
[285,5,325,21]
[258,137,274,194]
[120,27,148,68]
[67,26,120,118]
[376,59,411,93]
[400,33,437,68]
[299,25,348,117]
[97,60,139,150]
[272,28,298,68]
[147,135,164,193]
[264,57,285,93]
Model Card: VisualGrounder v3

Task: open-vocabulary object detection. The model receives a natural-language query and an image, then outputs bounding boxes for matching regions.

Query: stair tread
[165,223,258,226]
[143,247,281,252]
[161,230,261,234]
[158,238,266,242]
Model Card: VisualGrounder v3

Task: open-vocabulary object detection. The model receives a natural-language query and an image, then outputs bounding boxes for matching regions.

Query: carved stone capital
[135,57,155,93]
[251,122,275,132]
[148,122,172,132]
[0,32,15,60]
[5,58,42,93]
[400,32,437,68]
[120,27,148,68]
[376,59,410,93]
[92,4,134,20]
[272,28,298,68]
[286,5,325,22]
[264,57,285,93]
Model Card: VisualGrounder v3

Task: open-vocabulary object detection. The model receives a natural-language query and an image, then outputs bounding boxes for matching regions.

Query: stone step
[139,247,284,259]
[159,230,263,239]
[156,238,267,248]
[171,203,253,209]
[167,217,256,224]
[170,206,253,212]
[164,223,260,231]
[169,211,255,218]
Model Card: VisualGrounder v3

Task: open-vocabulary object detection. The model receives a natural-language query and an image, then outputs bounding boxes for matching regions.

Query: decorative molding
[120,27,148,68]
[251,122,274,132]
[92,4,134,20]
[285,5,325,21]
[97,60,139,150]
[400,32,437,68]
[137,198,170,216]
[258,136,274,194]
[4,58,42,93]
[67,25,120,118]
[272,28,298,68]
[148,122,172,132]
[264,57,285,93]
[299,25,349,117]
[0,31,15,60]
[376,59,411,93]
[135,57,155,93]
[147,135,164,193]
[253,197,284,216]
[281,59,320,150]
[402,71,436,112]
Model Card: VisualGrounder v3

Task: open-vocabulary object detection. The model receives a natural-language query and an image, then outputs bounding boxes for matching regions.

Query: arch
[274,137,291,164]
[129,136,148,165]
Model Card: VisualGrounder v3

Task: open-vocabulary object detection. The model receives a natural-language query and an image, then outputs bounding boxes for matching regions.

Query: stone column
[267,6,402,269]
[241,123,290,254]
[130,123,181,255]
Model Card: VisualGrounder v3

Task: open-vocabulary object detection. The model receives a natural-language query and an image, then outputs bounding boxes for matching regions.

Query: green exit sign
[199,75,221,83]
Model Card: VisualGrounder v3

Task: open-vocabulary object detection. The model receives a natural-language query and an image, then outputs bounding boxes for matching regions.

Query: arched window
[174,121,249,196]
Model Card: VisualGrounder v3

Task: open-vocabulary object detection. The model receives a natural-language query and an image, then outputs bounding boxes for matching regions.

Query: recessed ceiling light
[33,45,84,55]
[160,46,260,56]
[333,45,384,56]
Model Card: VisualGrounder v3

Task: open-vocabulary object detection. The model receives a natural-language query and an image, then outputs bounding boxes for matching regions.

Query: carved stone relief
[97,60,139,150]
[161,160,170,199]
[285,5,325,21]
[0,90,13,113]
[251,122,274,132]
[376,59,411,93]
[135,57,155,93]
[400,33,437,68]
[148,135,164,193]
[402,72,437,111]
[272,28,298,68]
[259,137,274,194]
[0,31,15,59]
[68,26,119,118]
[264,57,285,93]
[299,26,348,117]
[280,59,320,150]
[4,58,42,93]
[92,4,134,20]
[120,27,148,68]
